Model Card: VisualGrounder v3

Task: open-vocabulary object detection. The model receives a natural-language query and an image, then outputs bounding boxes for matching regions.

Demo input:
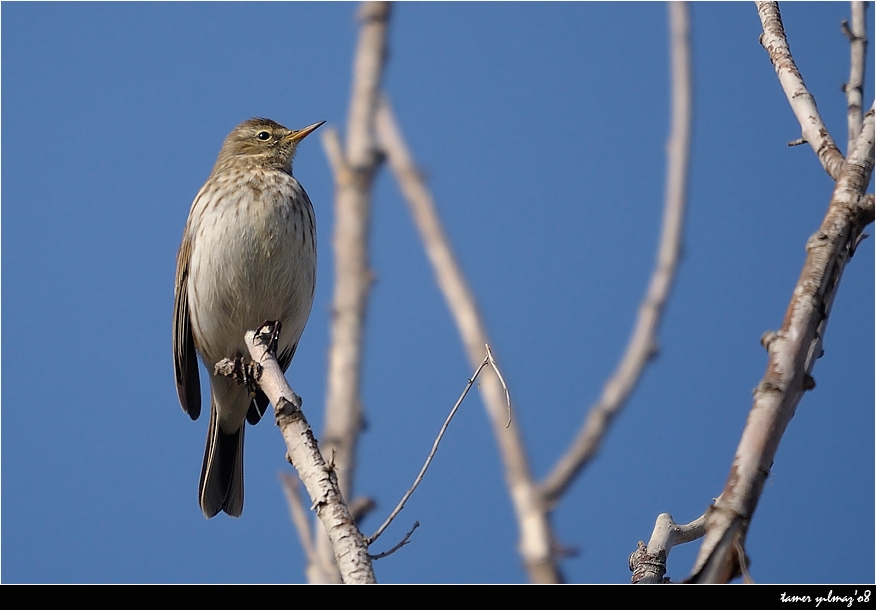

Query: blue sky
[2,2,873,584]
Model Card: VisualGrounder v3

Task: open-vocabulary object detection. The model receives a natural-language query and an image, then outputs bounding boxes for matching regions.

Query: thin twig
[485,344,512,427]
[539,1,693,508]
[369,522,420,560]
[368,353,492,544]
[756,1,845,179]
[736,538,754,584]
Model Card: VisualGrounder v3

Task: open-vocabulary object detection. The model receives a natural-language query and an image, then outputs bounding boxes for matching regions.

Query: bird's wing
[173,232,201,420]
[245,341,297,425]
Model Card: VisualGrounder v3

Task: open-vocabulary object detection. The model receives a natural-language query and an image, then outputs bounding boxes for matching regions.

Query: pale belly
[186,170,317,368]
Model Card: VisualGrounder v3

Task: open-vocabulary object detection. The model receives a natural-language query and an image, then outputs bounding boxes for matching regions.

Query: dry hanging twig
[368,346,509,547]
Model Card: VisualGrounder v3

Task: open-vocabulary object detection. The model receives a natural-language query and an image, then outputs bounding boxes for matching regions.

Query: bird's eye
[256,131,271,141]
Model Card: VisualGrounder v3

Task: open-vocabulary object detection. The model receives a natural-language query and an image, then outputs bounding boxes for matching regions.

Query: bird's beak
[286,121,326,143]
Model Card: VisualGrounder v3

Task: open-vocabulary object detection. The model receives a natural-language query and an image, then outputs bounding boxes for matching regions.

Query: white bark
[756,2,845,179]
[689,105,874,583]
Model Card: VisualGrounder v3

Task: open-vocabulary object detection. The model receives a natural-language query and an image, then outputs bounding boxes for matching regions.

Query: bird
[173,118,323,518]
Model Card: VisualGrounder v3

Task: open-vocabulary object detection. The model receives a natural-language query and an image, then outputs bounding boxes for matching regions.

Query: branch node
[274,396,303,426]
[629,540,670,584]
[326,448,337,473]
[806,230,829,251]
[214,356,262,389]
[760,330,778,351]
[214,356,242,380]
[369,521,420,559]
[753,379,783,396]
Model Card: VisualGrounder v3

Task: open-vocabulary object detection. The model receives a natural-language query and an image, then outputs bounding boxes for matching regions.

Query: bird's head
[214,118,325,173]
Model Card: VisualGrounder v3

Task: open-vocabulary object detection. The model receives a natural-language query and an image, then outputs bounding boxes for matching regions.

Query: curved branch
[539,1,693,507]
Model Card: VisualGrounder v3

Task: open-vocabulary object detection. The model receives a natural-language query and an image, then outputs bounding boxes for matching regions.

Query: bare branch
[319,2,391,576]
[688,106,875,583]
[346,1,392,169]
[756,2,845,179]
[369,350,492,545]
[374,97,562,583]
[843,2,868,151]
[237,324,376,584]
[322,0,391,501]
[539,1,693,507]
[630,511,707,584]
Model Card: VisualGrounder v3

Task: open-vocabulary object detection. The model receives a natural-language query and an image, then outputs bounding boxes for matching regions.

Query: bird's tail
[199,401,245,518]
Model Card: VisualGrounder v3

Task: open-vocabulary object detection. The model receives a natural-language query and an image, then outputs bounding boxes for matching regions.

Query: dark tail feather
[199,405,245,518]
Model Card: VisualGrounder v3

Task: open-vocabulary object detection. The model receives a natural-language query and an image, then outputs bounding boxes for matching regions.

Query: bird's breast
[185,169,317,362]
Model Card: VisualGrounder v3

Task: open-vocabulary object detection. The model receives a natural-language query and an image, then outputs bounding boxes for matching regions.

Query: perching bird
[173,118,323,518]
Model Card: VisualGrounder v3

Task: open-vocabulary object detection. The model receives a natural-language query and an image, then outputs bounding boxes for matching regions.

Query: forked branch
[756,2,846,178]
[689,104,874,583]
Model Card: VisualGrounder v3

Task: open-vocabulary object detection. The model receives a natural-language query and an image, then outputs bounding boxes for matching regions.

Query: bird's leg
[213,355,251,385]
[214,355,261,407]
[239,320,283,393]
[240,357,257,396]
[257,320,283,356]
